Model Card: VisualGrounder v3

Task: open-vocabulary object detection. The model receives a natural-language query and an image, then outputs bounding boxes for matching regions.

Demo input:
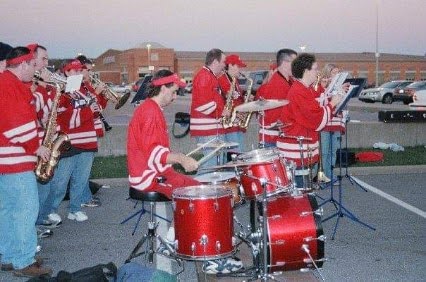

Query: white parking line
[156,203,173,273]
[352,176,426,219]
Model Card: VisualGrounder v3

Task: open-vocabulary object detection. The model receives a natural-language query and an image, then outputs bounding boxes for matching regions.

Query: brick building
[93,42,426,86]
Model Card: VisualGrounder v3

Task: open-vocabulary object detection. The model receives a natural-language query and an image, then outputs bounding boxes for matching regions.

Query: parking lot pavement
[1,171,424,282]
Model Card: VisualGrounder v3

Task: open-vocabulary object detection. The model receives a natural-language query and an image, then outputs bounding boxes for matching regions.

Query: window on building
[389,71,400,81]
[405,70,416,81]
[375,70,385,85]
[420,71,426,81]
[357,71,368,78]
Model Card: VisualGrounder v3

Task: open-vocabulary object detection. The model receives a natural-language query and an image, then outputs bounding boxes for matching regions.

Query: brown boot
[1,256,43,272]
[12,262,52,278]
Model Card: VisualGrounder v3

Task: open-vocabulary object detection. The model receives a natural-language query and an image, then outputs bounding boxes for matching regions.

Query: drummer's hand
[180,155,199,172]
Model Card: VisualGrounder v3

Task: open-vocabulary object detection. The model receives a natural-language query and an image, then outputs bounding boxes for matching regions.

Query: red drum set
[169,146,326,280]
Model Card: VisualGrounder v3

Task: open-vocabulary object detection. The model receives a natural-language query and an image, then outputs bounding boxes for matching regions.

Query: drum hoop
[172,185,233,199]
[175,249,236,261]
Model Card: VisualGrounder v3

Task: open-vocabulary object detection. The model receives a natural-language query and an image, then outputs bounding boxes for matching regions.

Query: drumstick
[196,144,226,166]
[186,137,217,156]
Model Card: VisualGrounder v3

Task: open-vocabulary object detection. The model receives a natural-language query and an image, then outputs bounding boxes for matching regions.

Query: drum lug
[215,241,221,253]
[304,235,326,242]
[200,234,208,246]
[271,239,285,245]
[189,202,194,212]
[172,201,176,211]
[191,242,196,255]
[300,207,323,217]
[214,200,219,211]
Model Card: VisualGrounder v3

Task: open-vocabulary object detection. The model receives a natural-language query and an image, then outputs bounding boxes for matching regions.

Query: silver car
[358,80,411,104]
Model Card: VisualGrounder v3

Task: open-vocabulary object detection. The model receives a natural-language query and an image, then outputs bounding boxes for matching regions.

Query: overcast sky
[1,0,425,58]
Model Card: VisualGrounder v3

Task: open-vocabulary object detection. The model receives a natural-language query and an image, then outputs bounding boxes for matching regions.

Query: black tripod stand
[342,117,368,192]
[319,129,375,240]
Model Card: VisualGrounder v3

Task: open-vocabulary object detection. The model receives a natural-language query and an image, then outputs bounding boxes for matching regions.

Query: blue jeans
[49,152,95,214]
[0,171,38,268]
[36,180,52,225]
[321,131,341,179]
[224,131,244,153]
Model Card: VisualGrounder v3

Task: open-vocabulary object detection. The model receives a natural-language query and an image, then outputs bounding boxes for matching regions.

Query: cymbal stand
[296,136,309,190]
[258,110,266,148]
[320,132,375,239]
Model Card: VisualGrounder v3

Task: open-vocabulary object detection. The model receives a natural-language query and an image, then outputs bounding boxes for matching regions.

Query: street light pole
[146,43,152,74]
[375,1,380,87]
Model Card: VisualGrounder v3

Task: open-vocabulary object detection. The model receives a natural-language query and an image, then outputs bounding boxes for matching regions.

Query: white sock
[166,226,175,242]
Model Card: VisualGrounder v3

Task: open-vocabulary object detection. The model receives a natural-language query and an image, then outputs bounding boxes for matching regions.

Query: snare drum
[172,185,234,260]
[194,171,242,205]
[265,194,324,272]
[238,148,291,198]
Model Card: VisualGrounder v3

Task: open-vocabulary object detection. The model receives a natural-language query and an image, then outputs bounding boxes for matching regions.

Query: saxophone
[237,75,254,129]
[221,76,236,129]
[35,82,70,182]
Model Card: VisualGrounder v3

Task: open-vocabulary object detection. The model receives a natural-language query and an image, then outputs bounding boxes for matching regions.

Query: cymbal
[266,121,292,130]
[196,141,239,149]
[234,99,289,112]
[283,135,313,141]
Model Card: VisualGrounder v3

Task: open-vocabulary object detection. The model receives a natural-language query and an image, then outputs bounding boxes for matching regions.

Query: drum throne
[124,188,173,264]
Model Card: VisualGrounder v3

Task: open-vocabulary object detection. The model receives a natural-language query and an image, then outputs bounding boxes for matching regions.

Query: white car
[409,89,426,109]
[106,82,131,94]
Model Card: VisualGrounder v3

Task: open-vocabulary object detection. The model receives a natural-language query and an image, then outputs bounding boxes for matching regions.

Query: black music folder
[334,78,367,114]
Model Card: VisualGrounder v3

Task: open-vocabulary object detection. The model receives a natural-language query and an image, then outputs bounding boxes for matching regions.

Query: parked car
[393,81,426,105]
[245,70,269,95]
[106,82,131,94]
[409,89,426,109]
[358,80,411,104]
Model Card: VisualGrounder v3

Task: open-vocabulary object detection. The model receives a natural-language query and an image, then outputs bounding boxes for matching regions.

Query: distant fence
[97,121,426,156]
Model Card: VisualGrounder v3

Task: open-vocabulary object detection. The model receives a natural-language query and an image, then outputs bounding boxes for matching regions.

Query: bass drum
[265,194,324,272]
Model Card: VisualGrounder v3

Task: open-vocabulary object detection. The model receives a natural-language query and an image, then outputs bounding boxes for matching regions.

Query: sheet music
[324,72,349,97]
[334,85,355,115]
[65,74,83,93]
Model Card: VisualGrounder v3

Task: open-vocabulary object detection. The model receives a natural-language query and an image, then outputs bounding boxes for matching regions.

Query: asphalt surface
[1,166,424,282]
[1,95,424,281]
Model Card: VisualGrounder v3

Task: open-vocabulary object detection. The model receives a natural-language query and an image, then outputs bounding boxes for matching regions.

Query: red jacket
[314,84,346,133]
[190,67,226,136]
[83,81,107,137]
[218,72,245,133]
[127,99,172,190]
[277,81,334,167]
[0,71,40,173]
[57,85,97,150]
[255,71,292,143]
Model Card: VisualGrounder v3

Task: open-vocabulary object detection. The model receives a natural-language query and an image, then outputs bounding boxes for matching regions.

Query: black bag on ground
[172,112,190,138]
[115,262,176,282]
[336,149,356,167]
[27,262,117,282]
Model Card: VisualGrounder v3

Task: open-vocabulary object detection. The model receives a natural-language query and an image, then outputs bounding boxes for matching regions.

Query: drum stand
[319,132,375,240]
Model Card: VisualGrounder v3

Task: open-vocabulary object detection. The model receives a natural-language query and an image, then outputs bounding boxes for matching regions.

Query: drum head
[172,185,232,199]
[194,171,236,183]
[238,148,279,163]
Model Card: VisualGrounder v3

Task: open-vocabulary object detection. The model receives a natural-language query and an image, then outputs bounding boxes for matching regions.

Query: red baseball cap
[63,59,87,72]
[152,73,186,88]
[225,54,247,67]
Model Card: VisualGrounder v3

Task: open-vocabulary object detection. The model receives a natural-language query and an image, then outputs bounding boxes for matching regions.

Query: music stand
[319,77,375,239]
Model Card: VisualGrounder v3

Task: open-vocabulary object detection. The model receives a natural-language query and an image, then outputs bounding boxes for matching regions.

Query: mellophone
[166,146,326,278]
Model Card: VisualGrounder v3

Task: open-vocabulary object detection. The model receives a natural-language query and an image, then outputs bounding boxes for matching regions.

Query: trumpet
[90,74,130,109]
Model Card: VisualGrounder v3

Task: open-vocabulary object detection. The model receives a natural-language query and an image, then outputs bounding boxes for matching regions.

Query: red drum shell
[266,194,324,272]
[172,185,234,260]
[240,157,290,198]
[194,171,242,205]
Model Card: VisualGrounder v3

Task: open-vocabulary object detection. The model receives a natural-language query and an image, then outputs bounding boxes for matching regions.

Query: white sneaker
[67,211,88,222]
[48,213,62,222]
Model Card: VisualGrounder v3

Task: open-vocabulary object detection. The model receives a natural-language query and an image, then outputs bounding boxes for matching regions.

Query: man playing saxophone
[218,54,248,153]
[29,44,64,238]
